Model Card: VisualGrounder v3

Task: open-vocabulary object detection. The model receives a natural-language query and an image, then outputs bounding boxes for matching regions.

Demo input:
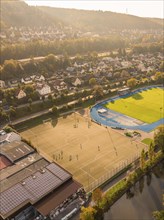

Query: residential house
[98,61,107,69]
[16,90,27,99]
[0,80,5,88]
[102,57,114,63]
[73,62,78,68]
[66,67,75,73]
[138,63,146,72]
[0,33,6,39]
[8,80,20,88]
[36,84,51,96]
[107,72,113,78]
[121,61,132,68]
[53,80,67,92]
[34,75,45,82]
[30,75,36,80]
[146,67,154,73]
[21,77,33,85]
[72,78,82,86]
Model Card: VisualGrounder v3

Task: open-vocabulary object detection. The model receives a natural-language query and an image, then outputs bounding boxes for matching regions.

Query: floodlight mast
[105,118,117,154]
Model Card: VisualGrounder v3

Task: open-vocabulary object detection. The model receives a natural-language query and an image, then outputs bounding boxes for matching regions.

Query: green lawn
[104,88,164,123]
[141,138,153,146]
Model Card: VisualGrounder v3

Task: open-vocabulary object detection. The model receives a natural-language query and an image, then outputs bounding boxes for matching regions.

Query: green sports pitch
[104,87,163,124]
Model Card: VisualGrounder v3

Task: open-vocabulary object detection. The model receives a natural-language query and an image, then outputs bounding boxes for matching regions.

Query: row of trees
[140,126,164,170]
[133,42,163,54]
[0,53,71,80]
[1,36,125,64]
[0,85,39,107]
[126,71,164,89]
[0,87,94,123]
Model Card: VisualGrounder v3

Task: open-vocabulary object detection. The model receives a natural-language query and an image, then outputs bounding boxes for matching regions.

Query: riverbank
[80,150,164,220]
[104,160,164,220]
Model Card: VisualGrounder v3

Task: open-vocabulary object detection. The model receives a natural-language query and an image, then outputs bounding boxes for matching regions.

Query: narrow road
[5,95,93,126]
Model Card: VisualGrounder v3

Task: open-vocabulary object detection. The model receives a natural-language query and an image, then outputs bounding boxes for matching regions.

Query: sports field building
[0,137,82,220]
[118,87,130,96]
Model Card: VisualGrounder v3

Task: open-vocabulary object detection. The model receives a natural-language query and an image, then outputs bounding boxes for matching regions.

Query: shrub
[3,125,16,133]
[125,132,133,137]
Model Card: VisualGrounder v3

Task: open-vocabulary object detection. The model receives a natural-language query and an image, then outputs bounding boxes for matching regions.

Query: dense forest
[1,0,163,30]
[39,7,163,31]
[1,36,126,63]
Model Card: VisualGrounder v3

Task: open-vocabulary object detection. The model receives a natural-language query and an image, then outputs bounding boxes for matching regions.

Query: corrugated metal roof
[0,162,73,219]
[35,179,82,216]
[0,141,34,162]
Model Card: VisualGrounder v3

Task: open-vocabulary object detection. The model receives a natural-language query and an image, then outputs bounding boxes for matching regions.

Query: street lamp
[160,107,163,119]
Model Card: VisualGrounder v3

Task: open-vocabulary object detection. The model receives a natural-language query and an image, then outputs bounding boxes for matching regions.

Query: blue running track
[90,85,164,132]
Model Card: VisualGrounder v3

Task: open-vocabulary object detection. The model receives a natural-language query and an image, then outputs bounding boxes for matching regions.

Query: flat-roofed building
[0,141,34,163]
[118,87,130,96]
[0,132,21,145]
[0,141,82,220]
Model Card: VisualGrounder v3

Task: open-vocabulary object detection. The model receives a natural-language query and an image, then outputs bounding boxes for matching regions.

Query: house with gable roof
[72,78,82,86]
[16,90,27,99]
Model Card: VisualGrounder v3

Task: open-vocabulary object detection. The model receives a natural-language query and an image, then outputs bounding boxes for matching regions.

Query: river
[104,161,164,220]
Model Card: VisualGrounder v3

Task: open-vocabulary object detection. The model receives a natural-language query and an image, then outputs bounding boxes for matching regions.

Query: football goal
[43,118,52,124]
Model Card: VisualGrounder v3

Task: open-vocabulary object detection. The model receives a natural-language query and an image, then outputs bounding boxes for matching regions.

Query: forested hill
[147,18,164,26]
[1,0,63,28]
[1,0,163,30]
[39,7,163,31]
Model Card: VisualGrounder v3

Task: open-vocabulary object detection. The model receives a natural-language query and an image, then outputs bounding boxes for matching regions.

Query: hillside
[0,0,62,28]
[0,0,163,31]
[147,18,164,26]
[39,7,163,31]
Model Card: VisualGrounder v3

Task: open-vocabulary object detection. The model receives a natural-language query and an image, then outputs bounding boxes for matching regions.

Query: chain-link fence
[84,146,148,193]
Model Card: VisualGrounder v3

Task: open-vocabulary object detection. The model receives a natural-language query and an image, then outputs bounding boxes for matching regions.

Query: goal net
[43,118,52,124]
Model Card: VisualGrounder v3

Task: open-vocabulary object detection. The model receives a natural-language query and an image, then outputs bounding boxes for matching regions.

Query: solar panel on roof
[0,162,70,218]
[46,163,71,181]
[0,183,35,216]
[22,170,62,199]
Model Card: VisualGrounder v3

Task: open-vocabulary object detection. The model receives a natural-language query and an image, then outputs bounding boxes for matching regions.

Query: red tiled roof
[0,155,12,170]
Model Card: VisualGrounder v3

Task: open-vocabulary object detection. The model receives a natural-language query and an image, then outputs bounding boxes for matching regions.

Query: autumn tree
[127,78,137,88]
[28,98,32,106]
[148,142,155,161]
[80,206,96,220]
[51,105,59,116]
[9,106,16,118]
[2,59,19,80]
[24,85,34,97]
[92,188,102,207]
[0,111,9,122]
[140,149,146,170]
[153,210,164,220]
[89,78,97,87]
[154,125,164,153]
[121,70,130,78]
[44,54,56,65]
[93,85,104,99]
[159,61,164,72]
[48,94,53,102]
[154,72,164,84]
